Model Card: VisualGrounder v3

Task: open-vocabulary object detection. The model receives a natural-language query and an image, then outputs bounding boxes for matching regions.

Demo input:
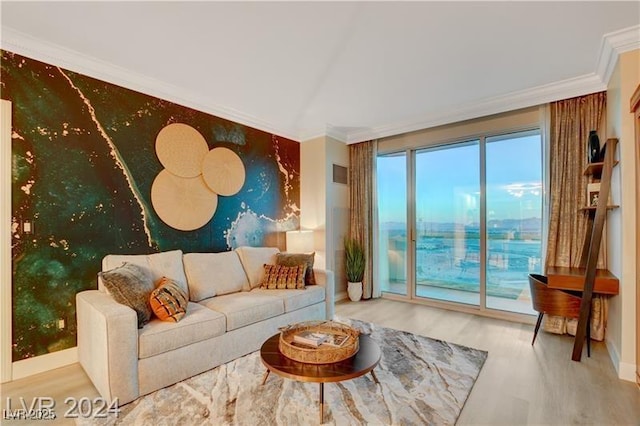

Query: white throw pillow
[183,251,249,301]
[235,246,280,290]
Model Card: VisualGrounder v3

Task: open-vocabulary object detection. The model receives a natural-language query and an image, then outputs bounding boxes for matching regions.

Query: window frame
[375,107,548,323]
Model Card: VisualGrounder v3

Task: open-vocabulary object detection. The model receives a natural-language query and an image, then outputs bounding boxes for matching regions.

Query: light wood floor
[2,298,639,425]
[339,299,640,425]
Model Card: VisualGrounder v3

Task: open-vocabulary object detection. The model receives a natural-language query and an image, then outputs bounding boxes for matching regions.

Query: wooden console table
[547,265,619,295]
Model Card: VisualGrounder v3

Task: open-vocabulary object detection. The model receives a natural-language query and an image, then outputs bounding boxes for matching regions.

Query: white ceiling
[2,1,639,143]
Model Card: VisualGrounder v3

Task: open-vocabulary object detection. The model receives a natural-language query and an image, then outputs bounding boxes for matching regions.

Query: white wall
[326,137,349,297]
[300,136,327,267]
[606,48,639,381]
[1,100,12,382]
[300,136,349,298]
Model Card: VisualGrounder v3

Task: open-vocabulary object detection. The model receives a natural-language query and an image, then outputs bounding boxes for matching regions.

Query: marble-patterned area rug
[79,318,487,425]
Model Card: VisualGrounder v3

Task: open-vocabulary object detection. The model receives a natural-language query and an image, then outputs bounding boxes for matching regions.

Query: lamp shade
[286,230,314,253]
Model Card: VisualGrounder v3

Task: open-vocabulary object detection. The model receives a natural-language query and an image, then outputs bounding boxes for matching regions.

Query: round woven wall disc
[151,169,218,231]
[202,147,246,196]
[155,123,209,178]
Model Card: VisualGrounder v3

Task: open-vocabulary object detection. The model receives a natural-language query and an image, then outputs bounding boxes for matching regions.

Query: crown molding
[344,73,606,144]
[596,25,640,86]
[297,126,350,144]
[345,25,640,144]
[3,24,638,146]
[0,27,301,143]
[324,126,349,143]
[297,127,329,143]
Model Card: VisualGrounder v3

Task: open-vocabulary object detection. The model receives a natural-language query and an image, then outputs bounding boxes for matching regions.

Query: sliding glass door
[377,152,407,296]
[485,132,542,314]
[415,141,480,305]
[377,130,542,315]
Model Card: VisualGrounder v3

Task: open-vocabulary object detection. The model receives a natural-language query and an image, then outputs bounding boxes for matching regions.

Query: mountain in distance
[381,218,542,233]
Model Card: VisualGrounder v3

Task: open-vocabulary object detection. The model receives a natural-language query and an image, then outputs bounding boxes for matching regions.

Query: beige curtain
[545,91,607,339]
[546,91,607,268]
[348,141,377,299]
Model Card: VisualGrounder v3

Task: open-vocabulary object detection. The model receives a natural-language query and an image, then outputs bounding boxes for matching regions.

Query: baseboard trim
[605,337,636,382]
[11,347,77,381]
[335,291,348,302]
[617,361,638,383]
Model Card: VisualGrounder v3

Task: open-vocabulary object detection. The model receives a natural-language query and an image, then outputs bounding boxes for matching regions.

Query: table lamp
[285,230,314,253]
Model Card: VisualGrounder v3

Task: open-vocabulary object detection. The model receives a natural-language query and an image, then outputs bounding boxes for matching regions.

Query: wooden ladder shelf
[572,138,618,361]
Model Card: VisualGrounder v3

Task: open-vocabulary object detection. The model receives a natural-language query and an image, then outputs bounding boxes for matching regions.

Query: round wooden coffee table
[260,332,381,423]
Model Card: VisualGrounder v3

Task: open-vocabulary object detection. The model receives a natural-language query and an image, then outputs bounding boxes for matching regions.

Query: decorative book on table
[323,333,349,347]
[293,331,328,347]
[280,321,360,363]
[293,331,350,348]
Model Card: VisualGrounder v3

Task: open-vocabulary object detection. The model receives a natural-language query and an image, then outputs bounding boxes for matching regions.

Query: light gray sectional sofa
[76,246,335,405]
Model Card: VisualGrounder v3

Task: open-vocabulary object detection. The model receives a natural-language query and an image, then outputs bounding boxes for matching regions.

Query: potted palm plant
[344,238,365,301]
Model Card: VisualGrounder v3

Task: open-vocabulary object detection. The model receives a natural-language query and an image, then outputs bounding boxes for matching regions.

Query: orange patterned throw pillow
[261,264,307,289]
[275,252,316,286]
[150,277,188,322]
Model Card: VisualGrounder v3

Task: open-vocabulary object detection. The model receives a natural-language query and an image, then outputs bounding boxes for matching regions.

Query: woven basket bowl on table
[279,320,360,364]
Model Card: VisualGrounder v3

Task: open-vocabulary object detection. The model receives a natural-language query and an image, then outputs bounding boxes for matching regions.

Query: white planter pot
[347,281,363,302]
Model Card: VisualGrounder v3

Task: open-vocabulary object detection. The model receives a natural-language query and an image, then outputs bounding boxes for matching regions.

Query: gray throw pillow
[275,252,316,287]
[99,262,154,328]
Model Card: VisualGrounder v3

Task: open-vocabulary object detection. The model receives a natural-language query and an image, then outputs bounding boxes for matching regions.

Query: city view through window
[377,131,542,314]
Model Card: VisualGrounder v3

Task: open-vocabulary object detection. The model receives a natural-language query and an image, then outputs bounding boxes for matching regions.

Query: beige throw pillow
[183,251,249,300]
[235,246,280,290]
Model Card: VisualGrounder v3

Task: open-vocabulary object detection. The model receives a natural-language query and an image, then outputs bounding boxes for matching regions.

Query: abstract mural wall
[1,50,300,361]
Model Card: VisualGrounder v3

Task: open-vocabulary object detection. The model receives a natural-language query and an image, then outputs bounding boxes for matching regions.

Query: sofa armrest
[76,290,139,405]
[313,269,335,320]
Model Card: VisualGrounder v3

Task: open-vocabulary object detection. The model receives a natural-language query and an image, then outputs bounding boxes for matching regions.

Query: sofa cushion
[276,252,317,286]
[99,262,155,328]
[101,250,188,297]
[183,251,249,301]
[261,264,306,289]
[251,285,325,313]
[138,302,226,359]
[149,277,188,322]
[199,292,284,331]
[235,246,280,290]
